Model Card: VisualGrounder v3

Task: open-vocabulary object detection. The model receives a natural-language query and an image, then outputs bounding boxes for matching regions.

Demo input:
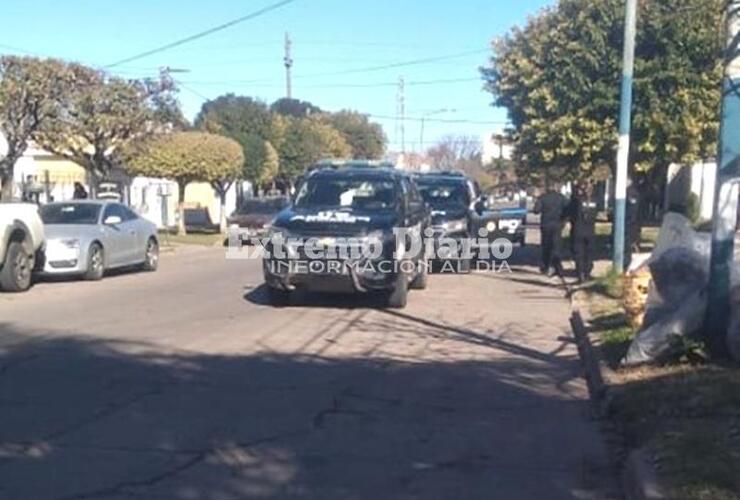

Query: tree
[427,135,495,190]
[427,135,482,170]
[195,95,276,142]
[195,94,285,193]
[127,132,244,234]
[270,98,321,118]
[482,0,723,185]
[277,118,351,183]
[323,110,386,159]
[242,136,280,195]
[0,56,73,201]
[34,63,178,190]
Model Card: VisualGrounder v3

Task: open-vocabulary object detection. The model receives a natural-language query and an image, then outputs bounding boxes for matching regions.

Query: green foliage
[195,95,278,144]
[0,56,74,200]
[277,117,351,181]
[686,192,702,224]
[242,136,280,188]
[194,95,288,188]
[127,131,243,187]
[270,98,322,118]
[322,110,386,159]
[34,63,178,183]
[483,0,723,183]
[196,94,383,184]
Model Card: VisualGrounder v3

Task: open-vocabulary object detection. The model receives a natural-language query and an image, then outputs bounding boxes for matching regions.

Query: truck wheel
[83,243,105,281]
[386,272,408,309]
[0,241,33,292]
[409,260,428,290]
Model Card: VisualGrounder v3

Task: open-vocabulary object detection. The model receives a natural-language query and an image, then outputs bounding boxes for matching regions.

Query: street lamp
[420,108,456,151]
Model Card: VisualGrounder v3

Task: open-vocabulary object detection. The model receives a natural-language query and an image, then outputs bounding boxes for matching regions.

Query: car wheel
[83,243,105,281]
[142,238,159,272]
[0,241,33,292]
[386,271,408,309]
[409,260,428,290]
[267,286,291,306]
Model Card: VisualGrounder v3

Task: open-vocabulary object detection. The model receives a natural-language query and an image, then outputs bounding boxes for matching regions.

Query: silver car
[38,201,159,280]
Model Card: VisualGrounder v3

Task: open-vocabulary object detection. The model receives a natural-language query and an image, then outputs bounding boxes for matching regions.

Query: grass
[158,231,225,247]
[611,365,740,500]
[586,266,625,300]
[581,270,740,500]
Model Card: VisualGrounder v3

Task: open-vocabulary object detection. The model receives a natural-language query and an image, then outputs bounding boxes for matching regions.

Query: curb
[623,449,665,500]
[569,290,666,500]
[569,308,608,408]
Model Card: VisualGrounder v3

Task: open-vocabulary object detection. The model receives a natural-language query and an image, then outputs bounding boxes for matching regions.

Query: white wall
[481,134,513,164]
[129,177,179,228]
[666,161,717,220]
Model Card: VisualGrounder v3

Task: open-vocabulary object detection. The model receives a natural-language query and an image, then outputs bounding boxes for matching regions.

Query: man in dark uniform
[534,184,569,277]
[569,181,598,283]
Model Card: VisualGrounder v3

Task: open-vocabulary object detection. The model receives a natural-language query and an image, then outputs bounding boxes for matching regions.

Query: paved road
[0,240,617,499]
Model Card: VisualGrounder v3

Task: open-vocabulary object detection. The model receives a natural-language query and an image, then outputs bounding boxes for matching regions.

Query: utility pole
[397,77,406,154]
[612,0,638,272]
[706,0,740,357]
[284,32,293,99]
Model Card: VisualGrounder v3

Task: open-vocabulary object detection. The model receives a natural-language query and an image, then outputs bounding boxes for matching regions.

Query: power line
[0,43,42,56]
[369,113,508,125]
[291,49,489,79]
[105,0,299,68]
[177,76,482,89]
[176,80,211,102]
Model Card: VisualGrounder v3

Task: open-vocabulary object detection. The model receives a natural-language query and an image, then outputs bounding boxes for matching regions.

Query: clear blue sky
[1,0,552,152]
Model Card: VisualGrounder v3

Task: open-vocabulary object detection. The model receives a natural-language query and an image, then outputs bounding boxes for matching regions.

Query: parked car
[183,207,220,234]
[488,198,528,247]
[415,172,497,269]
[263,165,429,308]
[0,203,45,292]
[38,200,159,280]
[228,196,290,244]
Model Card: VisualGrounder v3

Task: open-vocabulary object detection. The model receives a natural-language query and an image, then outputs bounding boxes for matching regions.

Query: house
[7,143,240,230]
[481,133,514,164]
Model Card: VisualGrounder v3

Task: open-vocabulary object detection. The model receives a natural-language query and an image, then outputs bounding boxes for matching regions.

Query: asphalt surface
[0,234,618,500]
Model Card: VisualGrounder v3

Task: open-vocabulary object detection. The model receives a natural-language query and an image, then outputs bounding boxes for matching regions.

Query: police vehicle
[415,171,501,269]
[262,163,429,309]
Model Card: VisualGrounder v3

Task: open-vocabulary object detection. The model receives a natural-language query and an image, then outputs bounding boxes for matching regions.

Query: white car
[39,200,159,280]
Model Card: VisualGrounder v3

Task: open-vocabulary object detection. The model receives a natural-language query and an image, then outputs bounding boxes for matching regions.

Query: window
[102,204,127,222]
[294,177,397,211]
[40,203,101,225]
[121,206,139,222]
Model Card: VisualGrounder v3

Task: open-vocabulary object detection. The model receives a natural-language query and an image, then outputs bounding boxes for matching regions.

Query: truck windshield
[417,181,470,209]
[40,204,101,225]
[295,177,397,211]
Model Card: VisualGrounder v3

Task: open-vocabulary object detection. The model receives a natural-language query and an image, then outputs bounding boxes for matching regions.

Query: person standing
[534,184,569,277]
[569,182,598,283]
[73,182,89,200]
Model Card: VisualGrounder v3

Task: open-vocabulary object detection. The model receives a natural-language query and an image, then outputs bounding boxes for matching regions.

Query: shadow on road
[0,323,616,500]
